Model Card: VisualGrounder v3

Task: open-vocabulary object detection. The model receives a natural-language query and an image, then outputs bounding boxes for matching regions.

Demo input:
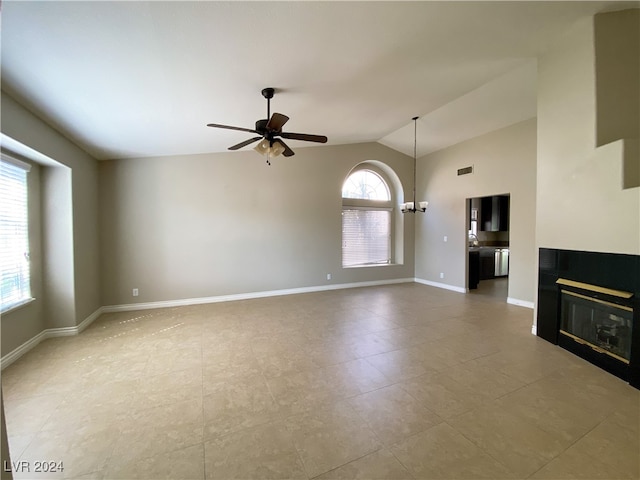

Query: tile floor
[2,283,638,479]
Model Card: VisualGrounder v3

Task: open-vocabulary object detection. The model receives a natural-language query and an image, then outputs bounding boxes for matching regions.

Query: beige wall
[41,165,76,329]
[99,143,415,306]
[415,118,537,304]
[594,9,639,148]
[536,12,640,257]
[1,91,100,355]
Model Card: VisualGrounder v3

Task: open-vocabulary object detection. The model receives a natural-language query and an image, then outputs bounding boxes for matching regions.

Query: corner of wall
[623,139,639,189]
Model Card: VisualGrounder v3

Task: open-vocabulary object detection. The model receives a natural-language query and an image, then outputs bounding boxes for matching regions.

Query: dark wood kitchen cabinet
[468,250,480,289]
[480,195,509,232]
[479,248,495,280]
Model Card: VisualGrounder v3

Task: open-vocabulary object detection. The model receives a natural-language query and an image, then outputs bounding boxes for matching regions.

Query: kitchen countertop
[469,246,509,252]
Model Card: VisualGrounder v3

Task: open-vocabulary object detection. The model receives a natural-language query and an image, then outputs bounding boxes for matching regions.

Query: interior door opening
[465,194,510,300]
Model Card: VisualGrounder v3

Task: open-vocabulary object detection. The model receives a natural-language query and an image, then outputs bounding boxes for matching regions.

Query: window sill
[343,263,403,269]
[1,297,36,315]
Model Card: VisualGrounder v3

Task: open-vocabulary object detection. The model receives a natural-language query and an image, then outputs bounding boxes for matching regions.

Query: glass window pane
[342,209,391,267]
[1,160,31,311]
[342,170,390,201]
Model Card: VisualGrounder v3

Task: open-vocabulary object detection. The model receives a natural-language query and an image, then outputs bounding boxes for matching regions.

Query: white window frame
[341,168,394,268]
[1,154,33,313]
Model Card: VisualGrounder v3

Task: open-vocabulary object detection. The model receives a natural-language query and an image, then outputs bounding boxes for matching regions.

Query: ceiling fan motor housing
[255,119,269,134]
[261,87,275,99]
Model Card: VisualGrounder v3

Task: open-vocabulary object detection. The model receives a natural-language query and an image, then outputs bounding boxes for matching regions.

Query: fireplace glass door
[560,290,633,363]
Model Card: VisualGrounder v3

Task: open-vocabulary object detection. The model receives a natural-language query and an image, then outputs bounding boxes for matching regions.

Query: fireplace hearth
[537,249,640,389]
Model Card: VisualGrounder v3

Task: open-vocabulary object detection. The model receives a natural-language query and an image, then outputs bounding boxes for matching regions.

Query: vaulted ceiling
[1,1,635,160]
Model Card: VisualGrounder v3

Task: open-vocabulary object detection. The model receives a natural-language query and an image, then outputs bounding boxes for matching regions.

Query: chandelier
[401,116,428,213]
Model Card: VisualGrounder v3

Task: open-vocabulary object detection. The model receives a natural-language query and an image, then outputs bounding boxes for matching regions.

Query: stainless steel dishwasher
[494,248,509,276]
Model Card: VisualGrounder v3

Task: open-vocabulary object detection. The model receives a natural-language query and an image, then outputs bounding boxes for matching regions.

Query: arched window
[342,170,390,201]
[342,169,393,267]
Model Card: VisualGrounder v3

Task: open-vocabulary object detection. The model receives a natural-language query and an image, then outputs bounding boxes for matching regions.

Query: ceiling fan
[207,88,327,162]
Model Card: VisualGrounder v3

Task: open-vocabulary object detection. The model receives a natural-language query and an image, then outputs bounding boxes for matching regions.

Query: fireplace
[537,249,640,389]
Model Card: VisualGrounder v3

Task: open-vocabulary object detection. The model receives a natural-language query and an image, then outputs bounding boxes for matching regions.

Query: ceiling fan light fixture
[254,138,285,158]
[254,138,270,155]
[271,141,285,157]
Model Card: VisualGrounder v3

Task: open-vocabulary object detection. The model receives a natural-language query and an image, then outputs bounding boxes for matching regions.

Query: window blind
[342,209,391,267]
[1,157,31,312]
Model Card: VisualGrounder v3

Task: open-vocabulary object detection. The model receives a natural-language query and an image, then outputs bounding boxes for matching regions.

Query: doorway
[466,194,510,300]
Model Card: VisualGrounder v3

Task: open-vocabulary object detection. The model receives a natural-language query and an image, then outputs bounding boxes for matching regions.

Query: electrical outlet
[440,272,444,279]
[443,236,448,242]
[326,273,332,280]
[132,288,139,297]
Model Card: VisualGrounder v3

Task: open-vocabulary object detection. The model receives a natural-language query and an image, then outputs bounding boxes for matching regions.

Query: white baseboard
[415,281,536,310]
[531,324,537,335]
[0,329,48,370]
[77,307,104,333]
[507,297,535,309]
[1,307,103,370]
[103,278,415,313]
[413,278,467,294]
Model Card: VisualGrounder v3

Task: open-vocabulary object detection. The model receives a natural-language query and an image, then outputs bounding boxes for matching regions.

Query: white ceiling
[1,1,636,160]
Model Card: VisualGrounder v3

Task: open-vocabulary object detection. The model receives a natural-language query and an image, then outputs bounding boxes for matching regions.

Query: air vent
[457,166,473,176]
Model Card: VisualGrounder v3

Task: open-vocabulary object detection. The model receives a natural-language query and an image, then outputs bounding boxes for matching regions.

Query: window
[342,169,392,267]
[1,156,32,312]
[342,170,390,200]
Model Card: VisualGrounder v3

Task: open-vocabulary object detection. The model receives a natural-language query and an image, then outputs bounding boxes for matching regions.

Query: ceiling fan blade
[275,139,295,157]
[228,136,262,151]
[280,132,328,143]
[207,123,258,134]
[266,113,289,131]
